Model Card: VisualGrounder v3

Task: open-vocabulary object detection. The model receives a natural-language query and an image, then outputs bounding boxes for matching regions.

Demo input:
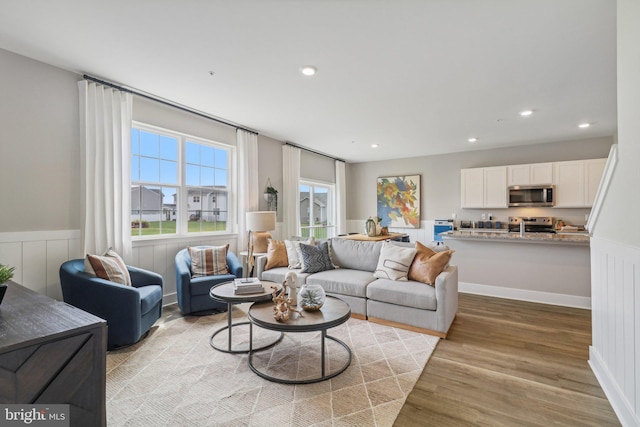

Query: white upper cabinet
[461,166,507,208]
[553,159,606,207]
[507,163,553,186]
[484,166,508,208]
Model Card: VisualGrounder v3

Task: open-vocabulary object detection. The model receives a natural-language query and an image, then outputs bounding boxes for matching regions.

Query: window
[130,124,232,238]
[299,180,336,239]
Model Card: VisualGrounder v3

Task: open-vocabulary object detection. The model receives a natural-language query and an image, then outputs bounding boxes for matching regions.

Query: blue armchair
[175,247,243,315]
[60,259,163,350]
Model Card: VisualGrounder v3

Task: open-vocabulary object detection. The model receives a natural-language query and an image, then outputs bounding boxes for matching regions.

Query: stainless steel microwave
[508,185,555,207]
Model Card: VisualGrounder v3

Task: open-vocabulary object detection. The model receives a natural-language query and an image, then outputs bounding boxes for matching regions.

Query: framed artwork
[377,175,421,228]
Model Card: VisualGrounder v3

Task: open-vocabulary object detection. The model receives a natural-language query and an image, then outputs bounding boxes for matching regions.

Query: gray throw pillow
[299,242,335,274]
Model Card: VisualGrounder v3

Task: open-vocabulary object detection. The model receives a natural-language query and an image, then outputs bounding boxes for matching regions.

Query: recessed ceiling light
[468,137,478,143]
[578,123,591,128]
[208,70,215,76]
[520,110,533,117]
[371,144,379,148]
[300,66,317,76]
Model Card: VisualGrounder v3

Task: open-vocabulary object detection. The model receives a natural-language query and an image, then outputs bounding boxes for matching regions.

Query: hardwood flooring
[394,293,620,426]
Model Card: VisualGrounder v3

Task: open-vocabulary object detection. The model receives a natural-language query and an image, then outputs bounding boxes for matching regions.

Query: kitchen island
[441,230,591,308]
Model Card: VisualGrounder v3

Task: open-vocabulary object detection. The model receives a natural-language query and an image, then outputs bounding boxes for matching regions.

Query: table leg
[227,302,233,351]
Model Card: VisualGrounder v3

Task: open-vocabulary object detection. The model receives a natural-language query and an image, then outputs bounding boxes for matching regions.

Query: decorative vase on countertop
[298,284,326,311]
[365,218,377,237]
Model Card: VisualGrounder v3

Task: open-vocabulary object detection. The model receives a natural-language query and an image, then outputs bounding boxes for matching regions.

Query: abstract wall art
[376,175,421,228]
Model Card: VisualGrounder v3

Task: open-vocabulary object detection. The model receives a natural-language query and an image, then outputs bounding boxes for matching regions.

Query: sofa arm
[255,255,268,280]
[227,251,243,278]
[128,266,163,289]
[434,265,458,336]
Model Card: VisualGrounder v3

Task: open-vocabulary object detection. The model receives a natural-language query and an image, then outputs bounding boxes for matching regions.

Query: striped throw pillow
[86,249,132,286]
[188,245,229,277]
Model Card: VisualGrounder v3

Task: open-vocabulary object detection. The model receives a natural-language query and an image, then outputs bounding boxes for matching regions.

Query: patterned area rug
[106,304,439,426]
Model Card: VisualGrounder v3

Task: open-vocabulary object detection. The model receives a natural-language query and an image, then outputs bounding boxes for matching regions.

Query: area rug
[106,304,439,426]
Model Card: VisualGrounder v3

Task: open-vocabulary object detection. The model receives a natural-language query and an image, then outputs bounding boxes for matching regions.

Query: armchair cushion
[86,249,132,286]
[188,245,229,277]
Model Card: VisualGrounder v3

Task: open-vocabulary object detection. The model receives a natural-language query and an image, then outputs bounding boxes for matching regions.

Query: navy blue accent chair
[60,259,163,350]
[175,247,243,315]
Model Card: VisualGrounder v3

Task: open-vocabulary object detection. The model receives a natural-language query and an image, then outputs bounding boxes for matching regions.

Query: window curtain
[282,145,301,238]
[335,160,347,235]
[78,81,133,261]
[237,129,259,253]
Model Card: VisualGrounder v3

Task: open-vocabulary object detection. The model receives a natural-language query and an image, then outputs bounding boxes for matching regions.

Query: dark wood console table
[0,281,107,427]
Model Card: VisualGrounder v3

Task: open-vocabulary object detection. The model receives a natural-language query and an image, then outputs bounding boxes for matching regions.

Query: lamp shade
[246,211,276,232]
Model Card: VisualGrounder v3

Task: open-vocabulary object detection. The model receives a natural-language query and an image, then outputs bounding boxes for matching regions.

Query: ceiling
[0,1,616,163]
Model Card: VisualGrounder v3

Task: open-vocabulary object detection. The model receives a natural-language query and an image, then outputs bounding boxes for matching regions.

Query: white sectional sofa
[256,237,458,338]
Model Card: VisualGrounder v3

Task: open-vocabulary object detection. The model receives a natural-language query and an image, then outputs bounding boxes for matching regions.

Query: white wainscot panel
[589,236,640,427]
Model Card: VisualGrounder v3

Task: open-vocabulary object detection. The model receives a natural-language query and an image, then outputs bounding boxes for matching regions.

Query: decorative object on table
[284,271,298,305]
[263,178,278,212]
[298,283,326,311]
[380,226,389,236]
[377,175,421,228]
[271,280,303,322]
[365,217,377,237]
[0,264,15,305]
[246,211,277,274]
[233,277,264,295]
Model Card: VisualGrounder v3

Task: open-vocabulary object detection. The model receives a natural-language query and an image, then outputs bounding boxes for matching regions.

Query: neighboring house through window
[299,180,335,239]
[131,123,232,238]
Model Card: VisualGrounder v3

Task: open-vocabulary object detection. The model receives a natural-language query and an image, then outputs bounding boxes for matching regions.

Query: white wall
[588,1,640,425]
[0,48,81,232]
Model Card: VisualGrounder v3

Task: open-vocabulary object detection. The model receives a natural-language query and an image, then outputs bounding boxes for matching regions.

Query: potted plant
[0,263,15,305]
[263,179,278,211]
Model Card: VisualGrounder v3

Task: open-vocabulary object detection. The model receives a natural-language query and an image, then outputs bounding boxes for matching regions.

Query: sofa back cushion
[329,238,381,272]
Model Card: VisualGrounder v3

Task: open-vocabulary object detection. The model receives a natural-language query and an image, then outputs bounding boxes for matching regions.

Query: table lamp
[246,211,276,272]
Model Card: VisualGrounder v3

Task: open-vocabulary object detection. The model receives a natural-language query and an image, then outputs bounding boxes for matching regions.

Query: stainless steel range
[508,217,556,233]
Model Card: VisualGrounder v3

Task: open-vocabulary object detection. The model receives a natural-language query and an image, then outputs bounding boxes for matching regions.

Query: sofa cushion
[299,242,335,273]
[262,267,311,285]
[306,269,377,298]
[329,238,381,271]
[86,249,132,286]
[265,239,288,270]
[138,284,163,315]
[367,278,437,310]
[188,245,229,277]
[285,238,315,269]
[373,242,416,281]
[410,247,455,286]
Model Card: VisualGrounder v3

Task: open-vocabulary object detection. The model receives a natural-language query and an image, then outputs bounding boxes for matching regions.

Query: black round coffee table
[247,295,352,384]
[209,280,283,353]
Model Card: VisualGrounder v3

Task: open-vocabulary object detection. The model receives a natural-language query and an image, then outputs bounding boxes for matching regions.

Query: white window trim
[131,121,236,240]
[299,178,337,238]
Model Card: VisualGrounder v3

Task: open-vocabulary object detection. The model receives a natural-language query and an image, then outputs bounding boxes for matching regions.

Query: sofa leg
[366,316,448,339]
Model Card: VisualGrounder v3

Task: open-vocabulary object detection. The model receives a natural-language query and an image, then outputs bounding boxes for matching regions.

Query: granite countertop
[441,230,590,245]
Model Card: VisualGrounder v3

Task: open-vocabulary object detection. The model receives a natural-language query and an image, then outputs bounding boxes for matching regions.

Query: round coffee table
[247,295,352,384]
[209,280,283,353]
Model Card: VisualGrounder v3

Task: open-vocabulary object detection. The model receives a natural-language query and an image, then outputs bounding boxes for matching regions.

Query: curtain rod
[83,74,258,135]
[285,142,345,163]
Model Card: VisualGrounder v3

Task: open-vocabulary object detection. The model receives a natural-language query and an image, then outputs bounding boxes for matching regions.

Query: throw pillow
[86,248,132,286]
[188,245,229,277]
[299,242,335,274]
[284,237,315,269]
[373,242,417,281]
[410,247,455,286]
[408,241,437,282]
[264,239,288,270]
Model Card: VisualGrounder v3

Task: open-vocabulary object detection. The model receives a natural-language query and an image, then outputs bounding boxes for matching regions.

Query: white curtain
[237,129,259,252]
[335,160,347,235]
[78,81,133,261]
[282,145,301,238]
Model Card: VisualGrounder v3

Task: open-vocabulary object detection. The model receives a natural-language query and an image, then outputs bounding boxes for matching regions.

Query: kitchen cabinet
[461,166,507,208]
[507,163,553,186]
[553,159,606,207]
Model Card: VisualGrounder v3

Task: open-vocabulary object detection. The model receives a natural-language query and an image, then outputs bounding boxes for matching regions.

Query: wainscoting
[589,236,640,426]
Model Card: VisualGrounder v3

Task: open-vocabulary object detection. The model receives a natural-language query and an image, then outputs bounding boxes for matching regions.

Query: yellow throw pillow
[265,240,289,270]
[408,242,454,285]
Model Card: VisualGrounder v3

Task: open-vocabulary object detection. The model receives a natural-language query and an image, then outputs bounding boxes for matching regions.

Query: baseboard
[162,292,177,307]
[589,346,637,426]
[459,281,591,309]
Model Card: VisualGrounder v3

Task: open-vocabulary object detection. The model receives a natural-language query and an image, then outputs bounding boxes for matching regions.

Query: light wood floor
[394,293,621,426]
